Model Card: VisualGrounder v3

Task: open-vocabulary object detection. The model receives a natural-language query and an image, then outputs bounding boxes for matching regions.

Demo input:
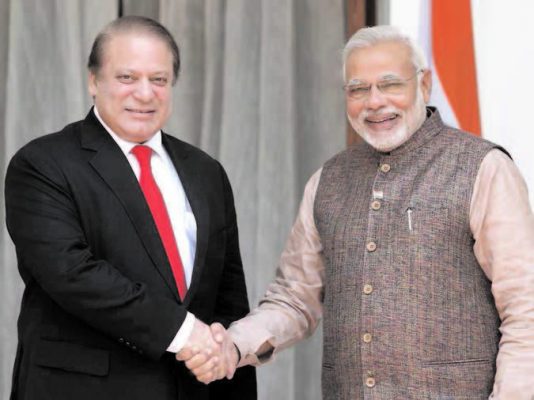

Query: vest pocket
[421,357,490,366]
[35,339,110,377]
[403,203,450,240]
[403,201,490,364]
[420,358,495,398]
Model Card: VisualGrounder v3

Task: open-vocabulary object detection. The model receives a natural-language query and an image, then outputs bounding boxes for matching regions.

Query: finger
[205,342,223,361]
[184,353,210,370]
[176,349,192,361]
[176,345,200,361]
[210,322,226,344]
[192,356,220,377]
[202,341,223,359]
[203,345,214,356]
[197,367,226,385]
[224,343,239,379]
[197,369,223,384]
[216,367,227,381]
[197,371,215,385]
[224,356,237,379]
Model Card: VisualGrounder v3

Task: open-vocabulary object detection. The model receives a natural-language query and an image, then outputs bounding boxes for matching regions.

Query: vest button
[366,241,377,252]
[363,284,373,294]
[362,333,372,343]
[365,377,376,388]
[380,163,391,173]
[370,200,381,210]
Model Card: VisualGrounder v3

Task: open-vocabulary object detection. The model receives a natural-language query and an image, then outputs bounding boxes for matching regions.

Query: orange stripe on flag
[432,0,481,136]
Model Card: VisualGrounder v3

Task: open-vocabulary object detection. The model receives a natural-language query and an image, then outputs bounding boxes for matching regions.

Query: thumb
[226,368,236,380]
[210,322,226,344]
[176,347,193,361]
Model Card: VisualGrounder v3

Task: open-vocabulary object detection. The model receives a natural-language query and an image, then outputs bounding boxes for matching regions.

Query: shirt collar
[94,106,164,157]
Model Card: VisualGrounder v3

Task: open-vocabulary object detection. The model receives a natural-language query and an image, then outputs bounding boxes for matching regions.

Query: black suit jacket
[5,109,256,400]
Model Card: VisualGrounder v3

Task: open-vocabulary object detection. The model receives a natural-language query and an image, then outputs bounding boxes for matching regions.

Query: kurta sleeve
[229,169,325,366]
[470,149,534,399]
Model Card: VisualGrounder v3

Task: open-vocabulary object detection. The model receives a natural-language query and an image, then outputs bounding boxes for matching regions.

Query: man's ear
[420,69,432,103]
[88,71,97,98]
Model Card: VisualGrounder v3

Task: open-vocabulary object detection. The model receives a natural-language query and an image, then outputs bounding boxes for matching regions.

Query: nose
[133,79,154,102]
[365,84,387,110]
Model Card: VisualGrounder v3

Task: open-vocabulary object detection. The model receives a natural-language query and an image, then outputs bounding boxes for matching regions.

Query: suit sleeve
[208,162,257,398]
[5,144,187,360]
[210,162,251,327]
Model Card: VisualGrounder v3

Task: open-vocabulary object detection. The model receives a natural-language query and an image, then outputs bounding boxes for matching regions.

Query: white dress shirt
[94,107,195,352]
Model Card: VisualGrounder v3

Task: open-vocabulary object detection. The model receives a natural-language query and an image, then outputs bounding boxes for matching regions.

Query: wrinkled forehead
[345,41,414,81]
[102,31,172,62]
[112,30,168,47]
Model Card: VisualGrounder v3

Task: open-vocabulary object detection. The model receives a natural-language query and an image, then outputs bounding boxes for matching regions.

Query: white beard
[349,87,428,152]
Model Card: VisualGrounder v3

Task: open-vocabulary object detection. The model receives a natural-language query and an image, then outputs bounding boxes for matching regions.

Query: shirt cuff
[229,321,277,366]
[166,312,195,353]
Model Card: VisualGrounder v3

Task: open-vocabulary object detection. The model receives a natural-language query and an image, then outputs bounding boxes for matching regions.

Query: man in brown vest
[181,26,534,399]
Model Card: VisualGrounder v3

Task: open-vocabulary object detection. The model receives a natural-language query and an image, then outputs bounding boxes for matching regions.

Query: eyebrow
[115,69,170,76]
[380,74,402,80]
[346,78,366,85]
[346,73,403,85]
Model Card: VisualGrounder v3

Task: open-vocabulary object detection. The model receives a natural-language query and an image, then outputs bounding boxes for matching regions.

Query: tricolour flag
[419,0,481,136]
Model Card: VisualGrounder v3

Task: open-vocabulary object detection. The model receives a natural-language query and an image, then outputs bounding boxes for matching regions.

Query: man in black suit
[5,16,255,400]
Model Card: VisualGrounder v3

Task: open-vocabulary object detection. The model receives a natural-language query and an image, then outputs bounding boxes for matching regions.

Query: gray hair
[343,25,428,79]
[88,16,180,85]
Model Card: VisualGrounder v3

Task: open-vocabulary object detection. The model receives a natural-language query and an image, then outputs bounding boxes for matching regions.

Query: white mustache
[361,107,403,120]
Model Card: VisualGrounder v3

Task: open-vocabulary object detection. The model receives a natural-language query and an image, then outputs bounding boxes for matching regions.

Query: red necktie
[132,145,187,300]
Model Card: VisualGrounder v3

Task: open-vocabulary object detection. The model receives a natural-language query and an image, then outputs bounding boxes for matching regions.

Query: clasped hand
[175,319,239,385]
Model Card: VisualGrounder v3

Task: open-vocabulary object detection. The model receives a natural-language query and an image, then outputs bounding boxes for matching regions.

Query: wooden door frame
[345,0,375,146]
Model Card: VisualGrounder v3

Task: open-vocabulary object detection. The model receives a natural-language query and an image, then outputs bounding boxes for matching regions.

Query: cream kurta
[229,149,534,399]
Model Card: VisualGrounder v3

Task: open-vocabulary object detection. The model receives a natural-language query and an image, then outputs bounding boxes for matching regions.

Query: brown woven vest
[314,110,503,399]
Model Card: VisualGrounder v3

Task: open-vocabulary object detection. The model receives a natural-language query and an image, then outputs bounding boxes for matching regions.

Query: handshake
[175,319,239,385]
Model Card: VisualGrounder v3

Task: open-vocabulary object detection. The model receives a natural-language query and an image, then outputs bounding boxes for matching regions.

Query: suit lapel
[163,135,209,307]
[80,110,181,303]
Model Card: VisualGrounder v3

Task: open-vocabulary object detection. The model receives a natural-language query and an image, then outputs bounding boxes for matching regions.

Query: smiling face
[88,32,174,143]
[345,41,431,152]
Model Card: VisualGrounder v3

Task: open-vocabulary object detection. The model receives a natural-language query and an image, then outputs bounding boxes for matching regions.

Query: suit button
[132,345,137,350]
[363,284,373,295]
[126,342,131,347]
[362,333,372,343]
[365,377,376,388]
[366,242,377,252]
[370,200,381,210]
[118,338,125,344]
[380,163,391,173]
